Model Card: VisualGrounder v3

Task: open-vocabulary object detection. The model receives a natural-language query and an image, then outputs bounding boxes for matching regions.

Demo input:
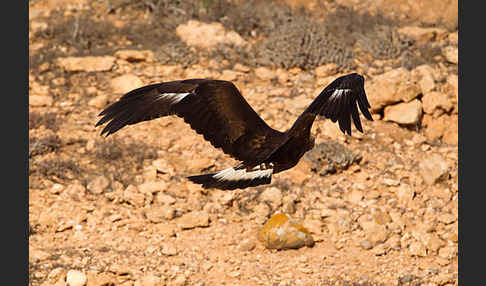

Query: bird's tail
[187,166,273,190]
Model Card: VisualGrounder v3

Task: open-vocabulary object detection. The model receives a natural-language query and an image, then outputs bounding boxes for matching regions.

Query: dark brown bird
[95,73,373,190]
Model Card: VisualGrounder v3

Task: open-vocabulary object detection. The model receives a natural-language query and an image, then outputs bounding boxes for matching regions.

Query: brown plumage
[95,73,373,190]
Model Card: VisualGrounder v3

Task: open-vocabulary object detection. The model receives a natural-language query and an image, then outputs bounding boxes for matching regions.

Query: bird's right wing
[96,79,284,165]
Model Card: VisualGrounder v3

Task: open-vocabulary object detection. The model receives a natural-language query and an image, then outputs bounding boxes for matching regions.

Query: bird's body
[96,73,373,190]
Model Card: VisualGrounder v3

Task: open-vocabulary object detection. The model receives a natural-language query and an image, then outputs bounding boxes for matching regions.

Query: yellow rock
[258,213,314,250]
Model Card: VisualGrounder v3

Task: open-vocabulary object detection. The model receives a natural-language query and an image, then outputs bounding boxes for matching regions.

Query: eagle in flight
[96,73,373,190]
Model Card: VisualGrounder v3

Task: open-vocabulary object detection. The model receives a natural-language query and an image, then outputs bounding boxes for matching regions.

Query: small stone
[155,192,177,205]
[30,249,50,262]
[422,91,453,114]
[145,206,175,223]
[31,20,49,33]
[177,211,210,229]
[438,213,457,224]
[419,153,449,185]
[228,271,240,278]
[359,220,389,246]
[86,272,115,286]
[372,209,392,225]
[57,56,116,72]
[413,65,436,94]
[396,184,415,206]
[397,26,447,44]
[154,223,177,237]
[220,69,241,82]
[87,94,109,108]
[176,20,246,49]
[111,74,143,95]
[446,74,458,98]
[409,241,427,257]
[152,159,175,176]
[87,176,110,195]
[424,114,449,141]
[138,181,165,194]
[385,234,402,250]
[383,99,423,125]
[442,118,458,145]
[136,274,165,286]
[423,233,445,253]
[238,238,256,251]
[123,185,146,207]
[172,275,187,286]
[30,95,53,107]
[314,63,338,77]
[346,189,364,205]
[259,187,283,209]
[276,69,290,84]
[372,243,388,256]
[50,183,65,194]
[438,245,457,259]
[258,212,314,250]
[382,178,400,186]
[47,268,66,282]
[303,219,324,236]
[251,203,272,225]
[162,244,178,256]
[431,273,456,285]
[255,66,276,81]
[442,46,458,64]
[360,240,373,250]
[184,157,213,173]
[114,49,154,62]
[66,270,87,286]
[282,200,296,214]
[233,63,250,73]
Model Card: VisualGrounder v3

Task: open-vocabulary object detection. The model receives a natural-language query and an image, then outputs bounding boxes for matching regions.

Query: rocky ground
[29,0,458,285]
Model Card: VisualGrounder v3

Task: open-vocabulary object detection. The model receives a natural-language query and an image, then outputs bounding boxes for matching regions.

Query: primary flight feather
[96,73,373,190]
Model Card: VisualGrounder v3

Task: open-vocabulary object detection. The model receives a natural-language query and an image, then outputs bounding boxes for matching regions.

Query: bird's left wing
[303,73,373,135]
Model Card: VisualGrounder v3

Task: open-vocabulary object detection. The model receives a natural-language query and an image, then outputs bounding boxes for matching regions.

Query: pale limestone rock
[66,270,87,286]
[422,91,453,114]
[177,211,210,229]
[111,74,143,95]
[30,95,53,107]
[411,65,436,94]
[409,241,427,257]
[442,46,458,64]
[57,56,116,72]
[114,49,155,62]
[419,153,449,185]
[254,66,276,81]
[397,26,447,44]
[259,187,283,209]
[359,219,390,246]
[176,20,246,49]
[383,99,422,125]
[314,63,338,77]
[123,185,145,207]
[87,94,109,108]
[367,68,421,112]
[87,176,110,195]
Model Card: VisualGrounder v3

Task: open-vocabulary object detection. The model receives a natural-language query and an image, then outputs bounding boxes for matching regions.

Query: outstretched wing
[303,73,373,135]
[95,79,284,164]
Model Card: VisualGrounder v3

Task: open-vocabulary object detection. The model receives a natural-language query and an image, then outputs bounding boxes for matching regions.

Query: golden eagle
[96,73,373,190]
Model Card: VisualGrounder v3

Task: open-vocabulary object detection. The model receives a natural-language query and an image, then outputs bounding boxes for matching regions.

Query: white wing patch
[329,88,352,101]
[213,164,274,182]
[156,92,191,104]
